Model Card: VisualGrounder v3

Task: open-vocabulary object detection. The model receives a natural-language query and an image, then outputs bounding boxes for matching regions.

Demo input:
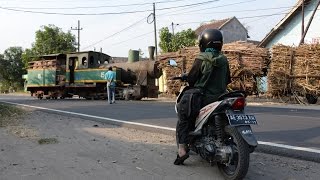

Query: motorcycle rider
[174,28,231,165]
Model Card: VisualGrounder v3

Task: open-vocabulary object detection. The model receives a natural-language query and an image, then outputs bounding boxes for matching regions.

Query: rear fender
[234,125,258,147]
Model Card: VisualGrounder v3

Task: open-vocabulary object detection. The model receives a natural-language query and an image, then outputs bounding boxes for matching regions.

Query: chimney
[148,46,155,60]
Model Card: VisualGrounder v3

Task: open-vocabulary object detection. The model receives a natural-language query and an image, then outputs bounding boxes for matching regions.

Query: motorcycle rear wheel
[218,126,250,180]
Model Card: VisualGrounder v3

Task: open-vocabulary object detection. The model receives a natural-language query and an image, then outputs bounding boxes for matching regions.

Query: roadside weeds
[0,103,55,142]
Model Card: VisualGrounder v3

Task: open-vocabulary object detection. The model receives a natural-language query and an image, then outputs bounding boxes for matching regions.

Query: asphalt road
[1,94,320,161]
[2,109,319,180]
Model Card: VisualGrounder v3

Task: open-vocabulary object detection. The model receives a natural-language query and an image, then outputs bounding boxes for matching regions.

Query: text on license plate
[227,114,257,126]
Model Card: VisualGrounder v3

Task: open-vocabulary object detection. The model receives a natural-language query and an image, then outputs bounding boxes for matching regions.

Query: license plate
[227,114,257,126]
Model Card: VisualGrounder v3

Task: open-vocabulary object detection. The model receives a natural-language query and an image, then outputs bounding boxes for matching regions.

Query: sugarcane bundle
[293,44,320,95]
[267,45,293,96]
[158,41,269,95]
[268,44,320,97]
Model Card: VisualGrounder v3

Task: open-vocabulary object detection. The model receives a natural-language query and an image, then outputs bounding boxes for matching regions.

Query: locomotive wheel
[124,94,131,101]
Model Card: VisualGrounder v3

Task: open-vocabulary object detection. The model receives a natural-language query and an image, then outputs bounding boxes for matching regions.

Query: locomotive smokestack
[148,46,155,61]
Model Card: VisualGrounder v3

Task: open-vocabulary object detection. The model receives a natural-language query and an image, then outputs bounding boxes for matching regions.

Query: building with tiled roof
[195,17,249,44]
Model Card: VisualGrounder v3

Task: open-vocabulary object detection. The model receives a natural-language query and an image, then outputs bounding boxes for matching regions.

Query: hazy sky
[0,0,297,57]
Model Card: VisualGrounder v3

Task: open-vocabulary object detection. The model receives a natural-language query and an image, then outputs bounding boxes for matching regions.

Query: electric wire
[161,6,297,16]
[110,22,180,46]
[111,31,154,46]
[82,17,146,49]
[178,12,291,26]
[3,0,190,10]
[84,5,301,48]
[245,8,292,24]
[159,0,257,16]
[0,0,221,16]
[0,6,152,15]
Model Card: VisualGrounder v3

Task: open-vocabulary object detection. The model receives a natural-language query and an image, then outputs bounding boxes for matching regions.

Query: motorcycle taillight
[231,97,246,110]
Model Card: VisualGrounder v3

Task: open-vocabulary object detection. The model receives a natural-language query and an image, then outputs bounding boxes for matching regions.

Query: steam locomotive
[24,49,162,100]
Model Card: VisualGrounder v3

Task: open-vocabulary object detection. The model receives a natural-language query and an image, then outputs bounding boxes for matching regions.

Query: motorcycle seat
[218,90,246,100]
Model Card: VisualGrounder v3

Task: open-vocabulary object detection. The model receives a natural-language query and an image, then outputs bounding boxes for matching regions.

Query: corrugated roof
[259,0,312,47]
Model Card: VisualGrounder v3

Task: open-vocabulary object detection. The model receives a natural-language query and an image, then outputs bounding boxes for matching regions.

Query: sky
[0,0,298,57]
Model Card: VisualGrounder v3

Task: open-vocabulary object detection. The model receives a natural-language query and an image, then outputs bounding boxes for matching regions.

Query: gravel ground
[0,108,319,180]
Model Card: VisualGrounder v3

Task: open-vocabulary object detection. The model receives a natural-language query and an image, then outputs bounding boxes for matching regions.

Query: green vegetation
[0,103,25,127]
[38,138,59,145]
[0,47,26,92]
[159,27,197,53]
[0,24,76,93]
[22,24,77,67]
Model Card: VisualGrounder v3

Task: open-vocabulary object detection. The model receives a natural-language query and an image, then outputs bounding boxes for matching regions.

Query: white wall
[266,1,320,48]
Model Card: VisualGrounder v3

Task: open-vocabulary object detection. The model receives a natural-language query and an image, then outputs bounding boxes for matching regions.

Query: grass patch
[0,103,25,127]
[38,138,59,145]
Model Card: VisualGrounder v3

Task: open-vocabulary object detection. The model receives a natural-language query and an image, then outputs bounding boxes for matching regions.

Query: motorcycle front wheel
[217,126,250,180]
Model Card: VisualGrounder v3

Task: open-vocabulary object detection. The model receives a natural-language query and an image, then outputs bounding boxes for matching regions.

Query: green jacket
[189,51,231,103]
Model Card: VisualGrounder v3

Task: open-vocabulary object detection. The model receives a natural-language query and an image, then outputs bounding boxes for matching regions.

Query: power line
[111,31,154,46]
[172,7,319,26]
[82,17,147,50]
[0,6,152,15]
[245,9,291,24]
[178,12,291,26]
[162,6,296,16]
[157,0,219,11]
[0,0,220,16]
[3,0,189,10]
[159,0,257,16]
[4,3,150,10]
[110,22,179,46]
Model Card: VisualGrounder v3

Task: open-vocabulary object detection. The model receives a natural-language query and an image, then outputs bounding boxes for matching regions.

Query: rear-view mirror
[168,59,177,67]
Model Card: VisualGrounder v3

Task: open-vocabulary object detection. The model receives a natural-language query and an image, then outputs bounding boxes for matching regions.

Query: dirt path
[0,109,319,180]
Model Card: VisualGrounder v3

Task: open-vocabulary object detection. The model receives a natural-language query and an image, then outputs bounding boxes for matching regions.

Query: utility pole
[153,3,158,59]
[299,0,320,45]
[171,22,179,36]
[71,20,83,52]
[301,0,305,44]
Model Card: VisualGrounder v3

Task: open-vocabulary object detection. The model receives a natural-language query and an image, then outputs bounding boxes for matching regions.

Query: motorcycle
[169,59,258,180]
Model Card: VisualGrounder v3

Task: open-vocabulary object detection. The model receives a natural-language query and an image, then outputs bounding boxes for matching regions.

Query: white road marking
[252,112,319,120]
[257,141,320,154]
[0,101,175,131]
[1,100,320,154]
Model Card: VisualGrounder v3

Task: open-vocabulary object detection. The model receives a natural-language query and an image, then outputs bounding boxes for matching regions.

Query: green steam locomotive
[24,50,161,100]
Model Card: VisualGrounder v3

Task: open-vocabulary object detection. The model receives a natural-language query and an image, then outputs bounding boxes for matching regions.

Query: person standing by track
[105,67,116,104]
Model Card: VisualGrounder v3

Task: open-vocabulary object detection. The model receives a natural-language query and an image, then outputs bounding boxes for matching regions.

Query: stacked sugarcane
[158,41,269,96]
[223,42,269,94]
[269,44,320,97]
[158,52,186,95]
[268,45,293,96]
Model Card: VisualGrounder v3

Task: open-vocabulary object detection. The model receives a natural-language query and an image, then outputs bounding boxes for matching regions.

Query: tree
[22,24,77,67]
[159,27,197,53]
[159,27,173,53]
[0,47,25,91]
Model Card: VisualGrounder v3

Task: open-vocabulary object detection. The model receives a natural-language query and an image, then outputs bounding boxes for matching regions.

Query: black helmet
[198,29,223,52]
